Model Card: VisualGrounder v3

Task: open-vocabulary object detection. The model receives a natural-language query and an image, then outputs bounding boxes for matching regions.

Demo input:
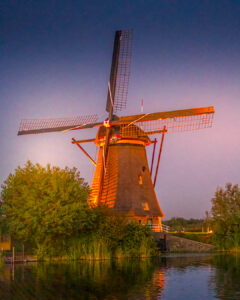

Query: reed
[66,237,112,260]
[23,209,157,261]
[213,232,240,251]
[0,252,3,269]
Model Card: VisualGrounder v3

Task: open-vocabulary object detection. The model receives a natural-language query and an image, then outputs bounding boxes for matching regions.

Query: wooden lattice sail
[18,29,215,232]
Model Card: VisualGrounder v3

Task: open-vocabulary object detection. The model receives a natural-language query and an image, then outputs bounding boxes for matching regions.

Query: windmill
[18,30,214,231]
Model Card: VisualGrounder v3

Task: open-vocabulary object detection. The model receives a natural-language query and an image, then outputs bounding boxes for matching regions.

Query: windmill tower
[18,30,215,231]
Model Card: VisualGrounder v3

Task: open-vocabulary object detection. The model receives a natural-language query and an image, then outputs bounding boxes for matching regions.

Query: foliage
[162,217,204,232]
[210,183,240,250]
[119,222,156,257]
[96,213,156,257]
[0,198,7,236]
[0,251,3,269]
[1,161,89,252]
[44,216,156,260]
[0,161,156,259]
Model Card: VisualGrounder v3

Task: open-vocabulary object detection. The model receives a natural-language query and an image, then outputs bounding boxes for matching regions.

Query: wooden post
[22,244,24,262]
[12,247,15,265]
[164,234,167,251]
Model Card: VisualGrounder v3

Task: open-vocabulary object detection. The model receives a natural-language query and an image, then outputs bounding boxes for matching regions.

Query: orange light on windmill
[92,196,98,206]
[103,120,111,128]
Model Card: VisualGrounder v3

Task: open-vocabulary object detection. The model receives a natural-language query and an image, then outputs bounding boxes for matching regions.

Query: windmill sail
[106,30,133,114]
[18,115,99,135]
[114,106,214,137]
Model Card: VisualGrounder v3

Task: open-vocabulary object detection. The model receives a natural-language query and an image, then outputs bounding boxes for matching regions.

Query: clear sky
[1,0,240,219]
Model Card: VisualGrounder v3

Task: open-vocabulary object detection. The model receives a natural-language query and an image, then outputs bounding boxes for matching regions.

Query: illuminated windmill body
[18,30,214,230]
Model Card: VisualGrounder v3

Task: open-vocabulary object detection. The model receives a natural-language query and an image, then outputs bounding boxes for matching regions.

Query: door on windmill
[147,219,153,227]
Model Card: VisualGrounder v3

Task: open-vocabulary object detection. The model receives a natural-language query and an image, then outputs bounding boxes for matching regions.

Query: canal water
[0,253,239,299]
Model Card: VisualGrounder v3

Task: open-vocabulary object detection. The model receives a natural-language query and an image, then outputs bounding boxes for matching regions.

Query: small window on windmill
[138,175,143,185]
[143,202,149,211]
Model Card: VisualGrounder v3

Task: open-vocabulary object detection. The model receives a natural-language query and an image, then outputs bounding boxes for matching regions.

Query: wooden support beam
[72,138,95,144]
[72,138,96,166]
[143,129,167,136]
[150,138,157,177]
[153,126,166,187]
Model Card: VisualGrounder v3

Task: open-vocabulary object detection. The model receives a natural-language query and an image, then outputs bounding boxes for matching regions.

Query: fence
[144,224,170,233]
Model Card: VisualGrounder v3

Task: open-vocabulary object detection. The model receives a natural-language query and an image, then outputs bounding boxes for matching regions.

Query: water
[0,253,240,299]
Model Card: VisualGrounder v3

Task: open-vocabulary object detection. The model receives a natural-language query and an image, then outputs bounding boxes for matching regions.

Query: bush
[210,183,240,250]
[1,161,90,254]
[1,162,156,259]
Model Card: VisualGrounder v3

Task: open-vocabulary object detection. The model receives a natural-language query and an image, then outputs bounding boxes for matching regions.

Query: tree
[0,161,156,259]
[0,161,90,252]
[210,183,240,249]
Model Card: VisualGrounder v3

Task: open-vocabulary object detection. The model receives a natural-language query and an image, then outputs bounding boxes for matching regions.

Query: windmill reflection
[144,269,166,300]
[0,259,166,299]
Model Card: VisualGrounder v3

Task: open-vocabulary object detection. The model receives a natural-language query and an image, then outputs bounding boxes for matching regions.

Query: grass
[66,238,112,261]
[65,236,156,260]
[34,233,157,261]
[171,232,214,244]
[173,232,240,252]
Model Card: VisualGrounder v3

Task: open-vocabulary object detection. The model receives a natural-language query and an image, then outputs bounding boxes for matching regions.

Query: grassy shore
[171,232,240,253]
[171,232,213,244]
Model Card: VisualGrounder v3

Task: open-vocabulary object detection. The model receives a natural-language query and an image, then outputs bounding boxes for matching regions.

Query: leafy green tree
[210,183,240,249]
[0,161,156,259]
[96,213,155,256]
[0,161,90,252]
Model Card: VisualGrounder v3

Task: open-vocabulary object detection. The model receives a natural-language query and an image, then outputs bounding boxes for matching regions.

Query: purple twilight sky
[1,0,240,219]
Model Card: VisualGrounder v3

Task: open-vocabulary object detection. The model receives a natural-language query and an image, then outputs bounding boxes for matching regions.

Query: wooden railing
[144,224,170,233]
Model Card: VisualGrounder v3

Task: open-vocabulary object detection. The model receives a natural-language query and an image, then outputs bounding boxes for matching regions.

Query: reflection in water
[0,259,164,300]
[210,254,240,300]
[0,254,239,299]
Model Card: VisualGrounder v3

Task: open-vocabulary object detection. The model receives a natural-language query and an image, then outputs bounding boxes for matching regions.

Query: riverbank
[172,232,213,244]
[2,252,158,264]
[1,232,213,264]
[153,233,214,252]
[2,233,157,263]
[3,246,240,265]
